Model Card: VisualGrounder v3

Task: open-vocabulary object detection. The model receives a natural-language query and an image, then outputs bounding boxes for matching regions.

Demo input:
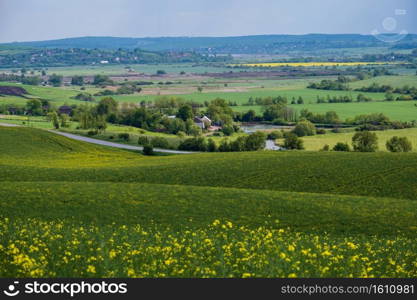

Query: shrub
[352,131,378,152]
[151,137,169,149]
[87,130,97,136]
[293,120,316,137]
[267,131,282,140]
[138,136,150,145]
[283,133,304,150]
[386,136,413,152]
[143,144,154,156]
[118,133,130,141]
[245,132,267,151]
[207,138,218,152]
[316,129,327,135]
[321,144,330,151]
[333,142,351,152]
[178,137,207,151]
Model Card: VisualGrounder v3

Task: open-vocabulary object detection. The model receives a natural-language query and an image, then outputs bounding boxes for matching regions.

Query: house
[58,105,72,115]
[194,115,211,129]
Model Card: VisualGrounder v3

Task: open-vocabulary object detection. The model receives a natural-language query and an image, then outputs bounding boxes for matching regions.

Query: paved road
[0,122,194,154]
[48,130,196,154]
[0,122,20,127]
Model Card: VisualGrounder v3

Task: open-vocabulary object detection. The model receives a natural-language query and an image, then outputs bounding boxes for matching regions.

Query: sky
[0,0,416,43]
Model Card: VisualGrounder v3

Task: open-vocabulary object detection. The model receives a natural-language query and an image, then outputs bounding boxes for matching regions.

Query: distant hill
[3,34,417,54]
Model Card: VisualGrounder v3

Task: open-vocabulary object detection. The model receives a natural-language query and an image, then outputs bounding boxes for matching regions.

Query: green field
[302,128,417,151]
[1,127,417,277]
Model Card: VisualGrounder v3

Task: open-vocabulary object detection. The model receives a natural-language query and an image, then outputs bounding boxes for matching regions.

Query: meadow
[302,128,417,151]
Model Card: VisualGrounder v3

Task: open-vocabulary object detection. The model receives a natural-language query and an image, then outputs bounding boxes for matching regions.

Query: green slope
[1,127,417,200]
[1,127,417,278]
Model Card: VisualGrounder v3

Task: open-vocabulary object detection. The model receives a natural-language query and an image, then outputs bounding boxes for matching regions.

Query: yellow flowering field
[1,127,417,278]
[1,218,416,278]
[237,62,399,68]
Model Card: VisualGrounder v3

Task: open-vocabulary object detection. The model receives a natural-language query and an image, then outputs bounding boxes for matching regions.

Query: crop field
[1,127,417,277]
[238,62,401,68]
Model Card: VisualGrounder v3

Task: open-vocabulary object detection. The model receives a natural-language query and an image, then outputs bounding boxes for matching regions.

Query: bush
[321,144,330,151]
[138,136,150,145]
[333,142,351,152]
[143,144,154,156]
[178,137,207,151]
[87,130,97,136]
[207,138,218,152]
[283,133,304,150]
[245,132,267,151]
[118,133,130,141]
[293,120,316,137]
[316,129,326,135]
[151,137,169,149]
[352,131,378,152]
[267,131,282,140]
[386,136,413,152]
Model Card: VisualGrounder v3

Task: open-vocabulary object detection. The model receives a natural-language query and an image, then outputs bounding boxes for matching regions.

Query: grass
[1,127,417,277]
[302,128,417,152]
[2,127,417,200]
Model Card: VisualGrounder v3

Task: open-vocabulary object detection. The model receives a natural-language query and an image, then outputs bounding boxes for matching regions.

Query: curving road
[0,122,195,154]
[48,130,196,154]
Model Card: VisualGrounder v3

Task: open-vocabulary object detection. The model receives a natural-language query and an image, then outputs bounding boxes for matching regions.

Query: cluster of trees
[245,96,288,106]
[0,48,231,68]
[327,132,412,153]
[178,131,266,152]
[68,97,240,137]
[308,76,351,91]
[347,113,414,131]
[299,109,341,124]
[355,84,417,100]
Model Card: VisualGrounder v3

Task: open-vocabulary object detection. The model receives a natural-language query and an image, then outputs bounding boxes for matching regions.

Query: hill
[3,34,417,53]
[1,126,417,277]
[2,127,417,200]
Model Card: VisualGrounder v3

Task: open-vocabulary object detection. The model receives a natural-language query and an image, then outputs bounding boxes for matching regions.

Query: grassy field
[302,128,417,151]
[1,73,416,122]
[1,127,417,277]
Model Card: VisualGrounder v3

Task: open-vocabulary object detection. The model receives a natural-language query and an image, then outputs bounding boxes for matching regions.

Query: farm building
[194,116,212,129]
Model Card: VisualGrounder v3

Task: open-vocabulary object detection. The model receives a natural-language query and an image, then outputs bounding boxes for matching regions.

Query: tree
[48,74,63,87]
[59,114,70,128]
[352,131,378,152]
[93,75,113,85]
[333,142,350,152]
[96,97,118,116]
[71,76,84,86]
[197,86,203,93]
[25,99,43,115]
[245,132,266,151]
[188,125,202,137]
[143,144,154,156]
[293,120,316,137]
[283,133,304,150]
[230,136,247,152]
[176,104,194,121]
[267,131,282,140]
[207,138,218,152]
[386,136,412,152]
[178,137,207,151]
[242,110,256,122]
[156,70,166,75]
[50,112,60,129]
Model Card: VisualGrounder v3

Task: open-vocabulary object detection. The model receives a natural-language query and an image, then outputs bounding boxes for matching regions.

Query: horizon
[4,32,417,45]
[1,0,416,43]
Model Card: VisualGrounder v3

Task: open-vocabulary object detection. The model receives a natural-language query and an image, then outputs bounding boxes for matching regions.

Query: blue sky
[0,0,416,42]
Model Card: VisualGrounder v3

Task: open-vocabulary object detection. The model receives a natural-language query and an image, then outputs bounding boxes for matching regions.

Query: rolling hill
[1,127,416,277]
[3,34,417,53]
